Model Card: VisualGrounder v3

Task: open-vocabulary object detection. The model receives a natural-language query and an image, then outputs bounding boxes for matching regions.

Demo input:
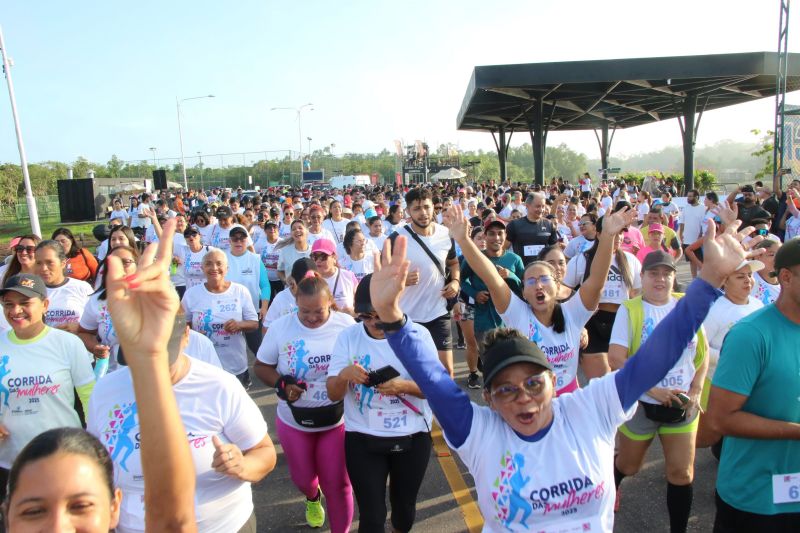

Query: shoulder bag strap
[404,226,445,278]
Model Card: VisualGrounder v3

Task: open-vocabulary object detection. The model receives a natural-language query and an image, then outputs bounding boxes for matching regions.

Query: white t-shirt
[750,271,781,306]
[367,233,387,251]
[109,209,129,224]
[176,245,220,290]
[324,268,358,311]
[250,226,268,253]
[329,323,432,437]
[563,252,642,305]
[636,202,650,221]
[225,251,264,310]
[785,215,800,240]
[276,244,311,279]
[500,293,594,392]
[181,282,258,375]
[324,218,349,244]
[397,224,455,322]
[338,253,376,282]
[209,224,253,251]
[261,288,297,329]
[87,359,267,533]
[132,203,152,228]
[259,240,281,282]
[256,311,355,432]
[660,202,680,221]
[44,278,94,328]
[0,327,95,468]
[679,203,706,244]
[185,330,223,369]
[609,298,702,402]
[79,293,121,371]
[383,219,406,235]
[451,374,633,532]
[563,236,595,259]
[278,222,293,239]
[702,296,762,380]
[307,228,336,248]
[194,223,215,243]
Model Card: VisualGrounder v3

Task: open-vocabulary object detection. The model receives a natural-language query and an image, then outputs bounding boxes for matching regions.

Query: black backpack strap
[404,226,445,277]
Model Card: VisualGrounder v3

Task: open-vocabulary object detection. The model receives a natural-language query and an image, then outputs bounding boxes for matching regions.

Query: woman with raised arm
[368,220,756,533]
[443,204,631,394]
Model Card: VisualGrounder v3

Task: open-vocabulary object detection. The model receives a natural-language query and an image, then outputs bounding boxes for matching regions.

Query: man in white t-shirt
[678,189,707,278]
[390,188,459,376]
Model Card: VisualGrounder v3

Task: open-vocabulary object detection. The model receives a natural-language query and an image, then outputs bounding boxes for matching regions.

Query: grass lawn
[0,218,102,255]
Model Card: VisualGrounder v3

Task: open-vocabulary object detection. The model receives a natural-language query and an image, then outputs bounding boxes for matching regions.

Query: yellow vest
[621,293,706,369]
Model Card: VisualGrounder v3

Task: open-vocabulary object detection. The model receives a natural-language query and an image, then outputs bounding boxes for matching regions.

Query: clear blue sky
[1,0,798,168]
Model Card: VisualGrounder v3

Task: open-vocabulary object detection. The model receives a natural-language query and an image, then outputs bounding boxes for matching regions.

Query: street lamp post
[307,137,312,157]
[176,94,214,190]
[0,26,41,237]
[271,103,313,187]
[197,151,203,190]
[149,147,157,168]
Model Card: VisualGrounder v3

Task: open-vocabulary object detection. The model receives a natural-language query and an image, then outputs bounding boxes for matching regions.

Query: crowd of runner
[0,174,798,532]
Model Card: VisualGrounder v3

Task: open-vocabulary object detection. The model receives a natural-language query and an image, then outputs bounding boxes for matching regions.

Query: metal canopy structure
[457,51,800,189]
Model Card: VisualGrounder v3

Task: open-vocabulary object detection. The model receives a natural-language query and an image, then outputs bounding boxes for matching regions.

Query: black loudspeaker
[152,169,167,190]
[58,179,100,222]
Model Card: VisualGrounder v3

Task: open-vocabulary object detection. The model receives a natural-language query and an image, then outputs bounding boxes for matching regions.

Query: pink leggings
[275,417,353,533]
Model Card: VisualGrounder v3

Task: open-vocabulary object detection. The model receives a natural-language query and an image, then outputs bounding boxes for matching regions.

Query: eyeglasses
[229,235,247,242]
[490,371,551,404]
[524,275,553,286]
[357,313,378,322]
[15,245,36,254]
[311,252,330,261]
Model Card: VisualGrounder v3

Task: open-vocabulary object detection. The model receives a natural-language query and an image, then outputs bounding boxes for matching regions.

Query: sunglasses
[311,252,330,261]
[229,235,247,242]
[15,245,36,254]
[490,371,551,404]
[524,275,553,286]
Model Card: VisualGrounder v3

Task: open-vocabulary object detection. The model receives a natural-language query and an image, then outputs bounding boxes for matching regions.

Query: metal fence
[0,196,61,224]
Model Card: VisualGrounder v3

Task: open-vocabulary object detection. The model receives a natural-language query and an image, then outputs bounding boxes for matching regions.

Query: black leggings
[345,431,432,533]
[714,491,800,532]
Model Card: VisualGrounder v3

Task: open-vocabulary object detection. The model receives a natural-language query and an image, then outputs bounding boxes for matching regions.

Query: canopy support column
[492,127,508,183]
[531,98,545,186]
[680,94,698,192]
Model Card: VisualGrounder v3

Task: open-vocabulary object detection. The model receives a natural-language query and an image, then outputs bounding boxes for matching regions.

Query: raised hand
[699,219,763,287]
[601,206,631,235]
[714,200,738,227]
[441,204,470,244]
[370,236,410,323]
[106,218,180,362]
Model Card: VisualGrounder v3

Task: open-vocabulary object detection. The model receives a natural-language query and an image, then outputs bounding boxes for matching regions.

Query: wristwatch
[377,315,408,332]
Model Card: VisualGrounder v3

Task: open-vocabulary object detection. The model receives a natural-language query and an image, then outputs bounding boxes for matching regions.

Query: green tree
[750,129,773,181]
[107,154,123,178]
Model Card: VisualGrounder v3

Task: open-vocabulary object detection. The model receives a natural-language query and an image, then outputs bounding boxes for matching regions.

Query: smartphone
[367,365,400,387]
[671,392,690,409]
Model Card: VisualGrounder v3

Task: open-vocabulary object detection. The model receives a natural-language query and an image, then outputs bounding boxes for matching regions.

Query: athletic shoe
[455,342,466,349]
[305,489,325,528]
[467,372,481,389]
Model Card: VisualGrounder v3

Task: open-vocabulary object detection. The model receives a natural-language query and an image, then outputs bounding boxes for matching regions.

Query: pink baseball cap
[648,223,664,233]
[311,238,337,256]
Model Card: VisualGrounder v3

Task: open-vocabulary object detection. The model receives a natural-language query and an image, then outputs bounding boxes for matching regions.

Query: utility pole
[0,26,41,236]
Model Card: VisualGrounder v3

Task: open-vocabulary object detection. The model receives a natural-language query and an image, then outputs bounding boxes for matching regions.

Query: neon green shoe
[305,489,325,528]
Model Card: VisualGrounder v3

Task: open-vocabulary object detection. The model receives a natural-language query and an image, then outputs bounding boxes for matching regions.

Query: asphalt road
[247,263,720,532]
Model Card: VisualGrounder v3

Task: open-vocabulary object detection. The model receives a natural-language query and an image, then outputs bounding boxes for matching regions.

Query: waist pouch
[289,402,344,428]
[640,401,686,424]
[364,433,414,454]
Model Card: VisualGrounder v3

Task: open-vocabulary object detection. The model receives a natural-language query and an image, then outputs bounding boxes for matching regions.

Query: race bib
[368,408,411,433]
[773,473,800,504]
[303,381,329,402]
[660,366,689,391]
[524,244,544,257]
[124,492,146,516]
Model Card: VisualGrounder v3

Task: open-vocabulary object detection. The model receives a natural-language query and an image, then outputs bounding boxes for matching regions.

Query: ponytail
[296,271,338,311]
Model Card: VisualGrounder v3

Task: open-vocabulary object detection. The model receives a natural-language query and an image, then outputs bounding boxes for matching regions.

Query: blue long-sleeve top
[386,277,720,448]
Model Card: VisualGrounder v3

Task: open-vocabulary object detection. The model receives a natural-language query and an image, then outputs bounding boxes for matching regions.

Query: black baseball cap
[482,336,552,389]
[642,250,677,271]
[0,274,47,299]
[354,273,374,315]
[229,226,248,239]
[269,207,280,217]
[264,219,278,228]
[774,237,800,274]
[183,227,200,237]
[216,205,233,218]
